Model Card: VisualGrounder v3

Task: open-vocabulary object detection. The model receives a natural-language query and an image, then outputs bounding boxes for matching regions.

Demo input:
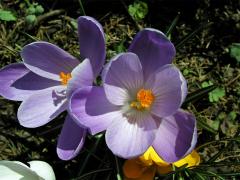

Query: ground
[0,0,240,179]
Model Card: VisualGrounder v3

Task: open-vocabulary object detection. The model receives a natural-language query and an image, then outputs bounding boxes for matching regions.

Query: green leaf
[201,80,213,88]
[207,119,220,131]
[70,19,78,30]
[26,6,36,15]
[201,81,225,102]
[128,1,148,21]
[228,111,237,121]
[35,5,44,15]
[25,15,37,24]
[0,10,16,21]
[183,69,189,76]
[229,43,240,62]
[114,40,127,53]
[209,87,225,102]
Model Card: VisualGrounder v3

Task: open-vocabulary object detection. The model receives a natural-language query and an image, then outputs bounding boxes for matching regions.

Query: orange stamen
[130,89,154,110]
[59,72,72,85]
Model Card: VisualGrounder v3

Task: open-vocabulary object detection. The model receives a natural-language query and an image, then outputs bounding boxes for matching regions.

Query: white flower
[0,160,55,180]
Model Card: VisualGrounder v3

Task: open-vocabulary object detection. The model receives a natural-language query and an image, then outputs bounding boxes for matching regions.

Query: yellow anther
[131,89,154,110]
[59,72,72,85]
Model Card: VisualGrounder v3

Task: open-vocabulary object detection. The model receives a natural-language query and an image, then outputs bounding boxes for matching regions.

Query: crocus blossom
[70,28,197,162]
[0,160,55,180]
[123,147,200,180]
[0,16,106,160]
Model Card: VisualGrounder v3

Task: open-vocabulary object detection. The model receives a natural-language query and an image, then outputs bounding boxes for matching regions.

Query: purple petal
[104,53,143,105]
[147,64,187,117]
[67,59,94,97]
[0,63,59,101]
[0,63,29,101]
[13,72,60,92]
[57,115,87,160]
[129,28,175,80]
[152,110,197,163]
[101,62,111,82]
[17,86,67,128]
[21,41,79,81]
[106,113,158,158]
[78,16,106,77]
[70,86,119,135]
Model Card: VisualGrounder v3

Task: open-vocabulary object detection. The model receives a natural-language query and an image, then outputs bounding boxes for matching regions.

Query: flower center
[130,89,154,110]
[59,72,72,85]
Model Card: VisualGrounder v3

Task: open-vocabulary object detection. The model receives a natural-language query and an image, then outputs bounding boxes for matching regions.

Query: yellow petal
[123,159,146,179]
[149,147,169,166]
[173,150,200,168]
[139,147,154,166]
[156,165,172,175]
[137,166,156,180]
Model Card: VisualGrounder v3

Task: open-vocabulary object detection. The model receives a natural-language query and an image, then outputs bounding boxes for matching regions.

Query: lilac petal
[70,86,119,135]
[78,16,106,78]
[104,53,143,105]
[0,63,59,101]
[57,115,87,160]
[0,63,29,101]
[106,113,158,158]
[152,110,197,163]
[13,72,60,92]
[67,59,94,97]
[101,62,111,82]
[21,41,79,81]
[129,28,175,80]
[17,86,67,128]
[147,64,187,117]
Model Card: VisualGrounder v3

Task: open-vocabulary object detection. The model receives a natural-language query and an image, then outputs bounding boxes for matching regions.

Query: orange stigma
[59,72,72,85]
[130,89,154,110]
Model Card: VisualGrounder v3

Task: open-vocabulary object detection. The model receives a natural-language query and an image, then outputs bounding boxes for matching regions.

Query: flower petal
[57,115,87,160]
[137,167,156,180]
[106,113,157,158]
[0,63,60,101]
[0,63,29,101]
[152,110,197,163]
[0,161,39,179]
[173,150,200,168]
[21,41,79,81]
[129,28,175,79]
[156,165,172,175]
[78,16,106,77]
[147,64,187,117]
[104,53,143,105]
[17,86,67,128]
[28,161,56,180]
[123,159,145,179]
[70,86,119,135]
[67,59,94,97]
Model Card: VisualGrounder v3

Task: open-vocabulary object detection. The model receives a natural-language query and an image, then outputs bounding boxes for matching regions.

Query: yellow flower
[123,147,200,180]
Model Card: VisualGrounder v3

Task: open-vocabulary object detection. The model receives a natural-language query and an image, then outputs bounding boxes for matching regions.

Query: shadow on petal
[57,115,87,160]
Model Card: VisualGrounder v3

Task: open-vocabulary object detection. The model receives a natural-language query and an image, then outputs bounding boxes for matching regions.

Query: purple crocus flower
[69,29,197,162]
[0,16,106,160]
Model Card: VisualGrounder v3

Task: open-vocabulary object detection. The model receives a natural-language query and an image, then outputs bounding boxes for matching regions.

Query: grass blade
[183,85,216,105]
[74,168,112,180]
[166,13,180,37]
[175,22,211,49]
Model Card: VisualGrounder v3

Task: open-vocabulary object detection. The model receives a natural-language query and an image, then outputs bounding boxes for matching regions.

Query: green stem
[78,0,86,15]
[77,136,102,176]
[114,156,122,180]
